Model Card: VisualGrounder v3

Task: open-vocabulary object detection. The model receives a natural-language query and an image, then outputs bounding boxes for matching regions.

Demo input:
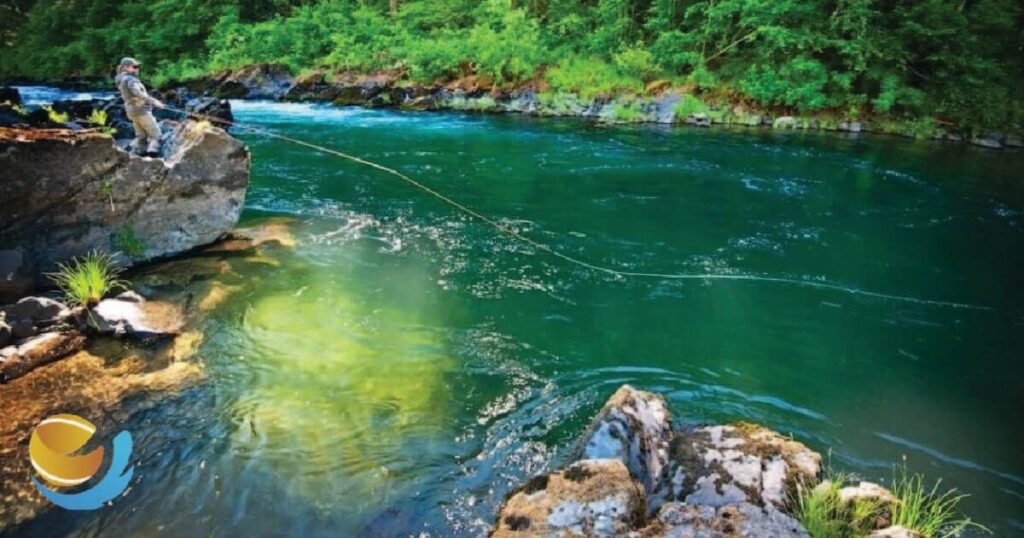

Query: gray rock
[969,136,1002,149]
[849,121,863,133]
[89,294,184,341]
[774,116,797,129]
[0,248,34,304]
[3,296,69,325]
[10,318,35,340]
[0,120,249,279]
[1003,134,1023,147]
[0,331,86,383]
[572,384,672,497]
[648,502,809,537]
[650,423,821,514]
[839,481,895,505]
[492,459,645,537]
[687,112,711,127]
[870,526,925,538]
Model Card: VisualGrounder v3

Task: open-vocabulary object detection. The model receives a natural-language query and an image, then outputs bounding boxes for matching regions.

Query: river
[11,90,1024,536]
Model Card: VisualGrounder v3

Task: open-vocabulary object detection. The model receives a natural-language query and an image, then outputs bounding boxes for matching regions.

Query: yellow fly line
[161,104,988,311]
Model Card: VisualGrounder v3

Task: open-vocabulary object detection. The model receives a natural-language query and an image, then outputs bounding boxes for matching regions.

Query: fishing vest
[115,72,151,117]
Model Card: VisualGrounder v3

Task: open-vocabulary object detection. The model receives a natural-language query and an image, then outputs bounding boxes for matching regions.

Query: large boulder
[493,386,824,536]
[651,423,821,513]
[0,120,249,279]
[493,459,646,537]
[571,385,673,496]
[0,248,34,303]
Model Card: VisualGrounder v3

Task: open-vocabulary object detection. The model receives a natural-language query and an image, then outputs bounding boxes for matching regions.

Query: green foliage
[610,101,645,122]
[45,251,127,308]
[889,465,988,537]
[113,227,146,258]
[795,474,881,538]
[42,105,68,123]
[547,56,643,101]
[673,94,707,119]
[1,0,1021,131]
[795,464,988,538]
[87,108,117,135]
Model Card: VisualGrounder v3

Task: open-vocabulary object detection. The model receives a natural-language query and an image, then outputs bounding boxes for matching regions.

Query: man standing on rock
[114,57,165,157]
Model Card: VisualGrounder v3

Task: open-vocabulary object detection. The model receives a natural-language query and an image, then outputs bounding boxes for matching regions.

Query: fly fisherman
[114,57,165,157]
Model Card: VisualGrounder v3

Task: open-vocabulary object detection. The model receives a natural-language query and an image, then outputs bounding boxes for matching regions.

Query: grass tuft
[795,463,989,538]
[889,464,987,538]
[795,473,881,538]
[45,251,127,308]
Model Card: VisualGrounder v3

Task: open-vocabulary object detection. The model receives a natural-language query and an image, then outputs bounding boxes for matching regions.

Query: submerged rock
[0,331,87,383]
[0,120,249,278]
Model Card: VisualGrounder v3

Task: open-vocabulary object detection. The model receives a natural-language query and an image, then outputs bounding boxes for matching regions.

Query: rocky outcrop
[493,459,646,537]
[493,385,823,537]
[0,119,249,278]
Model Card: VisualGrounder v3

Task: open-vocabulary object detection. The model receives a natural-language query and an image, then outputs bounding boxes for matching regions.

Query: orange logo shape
[29,414,105,487]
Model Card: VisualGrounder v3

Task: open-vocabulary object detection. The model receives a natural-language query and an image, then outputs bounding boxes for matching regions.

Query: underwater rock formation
[0,119,249,280]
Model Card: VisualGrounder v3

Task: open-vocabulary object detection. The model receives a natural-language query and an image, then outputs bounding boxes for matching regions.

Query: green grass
[795,473,882,538]
[611,101,645,122]
[86,108,117,136]
[889,466,987,538]
[41,105,69,123]
[795,465,988,538]
[673,94,708,119]
[45,251,127,308]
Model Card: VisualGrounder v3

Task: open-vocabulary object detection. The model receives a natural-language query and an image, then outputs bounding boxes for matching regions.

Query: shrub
[46,251,126,308]
[546,56,643,101]
[42,105,69,123]
[612,44,661,82]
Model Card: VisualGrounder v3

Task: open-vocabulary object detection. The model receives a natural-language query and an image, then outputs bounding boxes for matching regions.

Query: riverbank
[6,65,1023,149]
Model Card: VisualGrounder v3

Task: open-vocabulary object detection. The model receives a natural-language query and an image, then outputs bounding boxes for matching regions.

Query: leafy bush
[612,44,661,82]
[547,56,643,101]
[46,251,126,308]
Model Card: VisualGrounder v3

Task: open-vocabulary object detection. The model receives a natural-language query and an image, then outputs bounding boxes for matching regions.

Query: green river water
[14,100,1024,536]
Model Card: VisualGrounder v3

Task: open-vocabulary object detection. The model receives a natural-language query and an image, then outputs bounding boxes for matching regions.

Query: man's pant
[129,112,161,155]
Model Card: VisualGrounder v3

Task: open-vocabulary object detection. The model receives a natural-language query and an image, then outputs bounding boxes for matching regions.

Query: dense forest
[1,0,1022,131]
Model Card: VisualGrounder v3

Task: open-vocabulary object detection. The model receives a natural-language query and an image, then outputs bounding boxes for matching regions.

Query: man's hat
[119,57,140,67]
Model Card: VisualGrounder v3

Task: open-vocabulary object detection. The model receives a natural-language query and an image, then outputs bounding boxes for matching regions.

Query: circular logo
[28,413,134,510]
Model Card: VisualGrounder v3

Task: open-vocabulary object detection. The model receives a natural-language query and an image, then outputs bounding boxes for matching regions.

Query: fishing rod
[160,104,989,311]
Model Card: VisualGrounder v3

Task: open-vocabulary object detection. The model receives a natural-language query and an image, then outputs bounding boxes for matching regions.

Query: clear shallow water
[14,99,1024,536]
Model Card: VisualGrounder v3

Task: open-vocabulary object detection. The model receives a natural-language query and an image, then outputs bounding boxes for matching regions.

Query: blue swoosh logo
[33,430,134,510]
